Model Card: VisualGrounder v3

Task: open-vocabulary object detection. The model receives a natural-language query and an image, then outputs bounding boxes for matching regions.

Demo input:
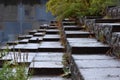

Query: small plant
[0,46,9,58]
[61,53,71,78]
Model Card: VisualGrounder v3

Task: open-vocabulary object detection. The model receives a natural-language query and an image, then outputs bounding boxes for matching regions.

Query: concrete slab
[37,29,46,32]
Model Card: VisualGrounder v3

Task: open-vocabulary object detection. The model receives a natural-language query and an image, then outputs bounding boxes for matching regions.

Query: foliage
[0,62,28,80]
[46,0,117,20]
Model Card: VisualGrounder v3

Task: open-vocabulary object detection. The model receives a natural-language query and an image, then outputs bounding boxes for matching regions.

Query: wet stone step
[2,52,36,63]
[19,39,29,44]
[29,37,43,43]
[43,34,60,41]
[72,55,120,80]
[33,32,45,37]
[67,38,110,54]
[29,75,71,80]
[11,43,39,52]
[29,62,64,75]
[46,29,59,34]
[18,35,33,40]
[38,42,64,52]
[63,26,83,31]
[65,31,94,38]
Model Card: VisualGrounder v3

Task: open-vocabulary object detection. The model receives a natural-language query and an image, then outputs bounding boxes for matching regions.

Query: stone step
[33,32,45,37]
[47,26,58,29]
[33,52,63,62]
[63,26,83,31]
[95,18,120,23]
[65,31,94,38]
[29,37,43,43]
[46,29,59,34]
[43,35,60,41]
[29,75,71,80]
[19,39,29,44]
[18,35,33,40]
[62,22,77,25]
[7,41,18,45]
[38,42,64,52]
[29,61,64,75]
[67,38,110,54]
[71,54,120,80]
[29,30,38,35]
[11,43,39,52]
[40,25,48,29]
[37,29,46,32]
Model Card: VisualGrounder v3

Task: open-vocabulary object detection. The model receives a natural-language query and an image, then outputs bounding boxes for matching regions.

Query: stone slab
[72,55,116,60]
[37,29,46,32]
[38,42,64,52]
[43,35,60,41]
[33,32,45,36]
[19,39,29,44]
[7,41,19,45]
[65,31,94,38]
[29,62,63,75]
[29,76,71,80]
[67,38,98,42]
[29,37,43,43]
[46,29,59,34]
[80,68,120,80]
[63,26,83,30]
[33,54,63,62]
[75,59,120,68]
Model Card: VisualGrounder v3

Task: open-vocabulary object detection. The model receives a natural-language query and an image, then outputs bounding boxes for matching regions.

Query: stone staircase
[61,19,120,80]
[0,23,71,80]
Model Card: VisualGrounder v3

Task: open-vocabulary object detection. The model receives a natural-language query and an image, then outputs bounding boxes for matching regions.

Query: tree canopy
[46,0,118,20]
